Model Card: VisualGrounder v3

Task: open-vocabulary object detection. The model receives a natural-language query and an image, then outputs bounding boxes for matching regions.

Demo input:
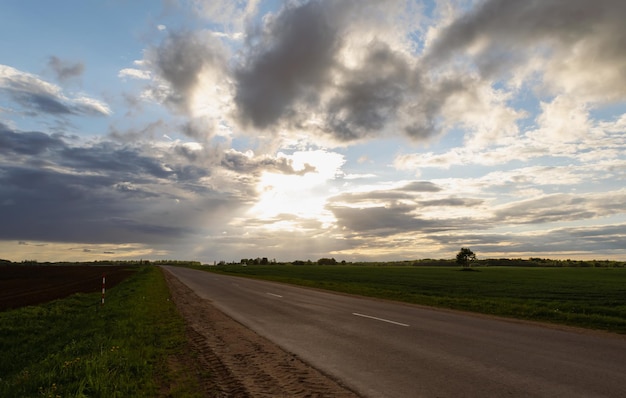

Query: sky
[1,0,625,263]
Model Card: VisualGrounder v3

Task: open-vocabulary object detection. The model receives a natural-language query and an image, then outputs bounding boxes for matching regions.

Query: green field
[3,262,625,397]
[0,266,204,398]
[202,265,626,334]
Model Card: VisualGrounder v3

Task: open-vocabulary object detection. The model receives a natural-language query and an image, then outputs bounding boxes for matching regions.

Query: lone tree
[456,247,476,268]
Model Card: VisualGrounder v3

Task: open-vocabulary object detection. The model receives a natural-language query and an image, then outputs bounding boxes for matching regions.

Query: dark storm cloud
[150,30,228,113]
[63,142,209,185]
[0,165,152,243]
[234,0,341,129]
[0,126,247,245]
[0,124,65,156]
[60,144,171,179]
[47,56,85,82]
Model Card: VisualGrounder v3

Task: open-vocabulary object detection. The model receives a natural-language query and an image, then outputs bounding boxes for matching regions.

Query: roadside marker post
[101,273,106,306]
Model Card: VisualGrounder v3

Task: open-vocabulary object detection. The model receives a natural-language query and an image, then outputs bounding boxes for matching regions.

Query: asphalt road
[163,266,626,397]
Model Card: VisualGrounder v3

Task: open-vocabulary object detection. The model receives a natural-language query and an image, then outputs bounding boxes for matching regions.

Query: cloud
[425,0,626,102]
[265,1,526,144]
[394,96,626,172]
[147,30,230,115]
[118,68,152,80]
[119,0,626,151]
[127,0,555,147]
[231,0,446,143]
[527,95,592,144]
[3,0,626,263]
[419,198,483,207]
[324,182,626,259]
[108,119,170,143]
[329,181,443,206]
[402,181,442,192]
[478,166,591,190]
[0,125,251,246]
[430,223,626,258]
[0,64,111,117]
[220,150,317,176]
[324,40,413,141]
[233,0,342,129]
[328,203,475,238]
[0,124,65,156]
[494,191,626,225]
[0,123,340,250]
[47,56,84,82]
[327,179,485,238]
[172,0,261,35]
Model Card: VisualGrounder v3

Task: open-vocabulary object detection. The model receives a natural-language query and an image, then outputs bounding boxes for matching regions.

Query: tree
[456,247,476,268]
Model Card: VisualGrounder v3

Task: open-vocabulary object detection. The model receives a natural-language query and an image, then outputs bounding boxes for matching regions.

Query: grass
[201,265,626,334]
[0,266,204,398]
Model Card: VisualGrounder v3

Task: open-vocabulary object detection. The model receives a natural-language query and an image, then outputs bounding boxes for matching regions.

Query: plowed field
[0,265,136,311]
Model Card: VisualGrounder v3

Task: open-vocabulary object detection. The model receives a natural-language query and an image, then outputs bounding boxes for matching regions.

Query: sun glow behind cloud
[249,150,344,223]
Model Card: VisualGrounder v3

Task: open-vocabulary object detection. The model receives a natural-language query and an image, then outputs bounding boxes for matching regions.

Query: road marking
[352,312,409,327]
[266,292,283,298]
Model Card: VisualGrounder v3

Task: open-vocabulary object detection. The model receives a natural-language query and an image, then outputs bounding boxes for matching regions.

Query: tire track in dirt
[164,269,360,397]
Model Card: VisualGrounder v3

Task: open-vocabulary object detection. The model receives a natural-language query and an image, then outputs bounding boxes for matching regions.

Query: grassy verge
[0,266,203,398]
[200,265,626,334]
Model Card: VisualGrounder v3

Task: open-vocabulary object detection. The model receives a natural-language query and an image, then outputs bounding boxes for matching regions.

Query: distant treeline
[477,258,625,267]
[0,259,202,267]
[2,258,624,268]
[218,257,626,268]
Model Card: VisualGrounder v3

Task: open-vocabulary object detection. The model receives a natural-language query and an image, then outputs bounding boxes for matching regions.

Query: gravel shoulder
[163,269,360,397]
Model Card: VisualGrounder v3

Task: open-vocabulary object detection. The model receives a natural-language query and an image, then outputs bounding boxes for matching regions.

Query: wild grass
[204,265,626,334]
[0,266,203,398]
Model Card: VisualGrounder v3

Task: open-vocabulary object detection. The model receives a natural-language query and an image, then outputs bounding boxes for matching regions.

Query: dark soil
[0,265,136,311]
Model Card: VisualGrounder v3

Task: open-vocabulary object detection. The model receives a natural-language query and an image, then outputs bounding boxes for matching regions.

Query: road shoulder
[163,268,360,397]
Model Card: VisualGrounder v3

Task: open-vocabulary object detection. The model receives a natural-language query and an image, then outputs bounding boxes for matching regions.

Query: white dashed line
[352,312,409,327]
[266,292,283,298]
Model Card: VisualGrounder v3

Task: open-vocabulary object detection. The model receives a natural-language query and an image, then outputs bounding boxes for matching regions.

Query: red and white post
[101,273,106,306]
